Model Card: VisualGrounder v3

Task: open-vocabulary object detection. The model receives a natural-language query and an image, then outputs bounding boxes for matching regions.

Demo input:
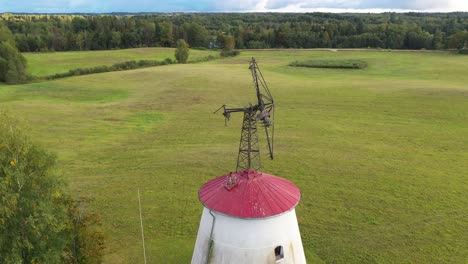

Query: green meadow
[1,48,467,263]
[23,47,219,77]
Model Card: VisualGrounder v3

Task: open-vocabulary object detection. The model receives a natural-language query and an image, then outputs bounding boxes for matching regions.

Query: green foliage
[220,36,239,57]
[0,111,104,263]
[459,48,468,54]
[0,23,15,45]
[64,199,105,264]
[0,23,28,84]
[223,36,235,51]
[323,31,331,47]
[406,31,433,50]
[0,111,68,263]
[188,55,219,63]
[182,22,208,48]
[246,40,268,49]
[448,31,468,49]
[290,59,368,69]
[220,50,240,57]
[175,39,189,63]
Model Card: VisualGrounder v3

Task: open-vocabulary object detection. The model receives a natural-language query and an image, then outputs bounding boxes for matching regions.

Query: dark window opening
[275,245,284,261]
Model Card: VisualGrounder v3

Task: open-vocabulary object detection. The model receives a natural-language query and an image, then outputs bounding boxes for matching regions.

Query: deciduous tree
[175,39,189,63]
[0,111,105,263]
[0,41,27,84]
[0,23,27,84]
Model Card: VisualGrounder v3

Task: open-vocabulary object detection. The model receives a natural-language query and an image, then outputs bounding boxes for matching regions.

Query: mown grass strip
[42,55,220,80]
[290,59,368,69]
[43,58,175,80]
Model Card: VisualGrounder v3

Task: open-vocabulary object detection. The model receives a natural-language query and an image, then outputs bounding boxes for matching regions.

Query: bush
[220,50,240,57]
[289,59,368,69]
[188,55,219,64]
[458,49,468,55]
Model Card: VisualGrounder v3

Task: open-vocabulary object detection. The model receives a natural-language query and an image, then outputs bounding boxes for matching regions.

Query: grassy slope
[23,47,219,77]
[1,49,467,263]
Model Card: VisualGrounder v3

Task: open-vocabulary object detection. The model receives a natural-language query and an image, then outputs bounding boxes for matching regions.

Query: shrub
[189,55,219,63]
[220,50,240,57]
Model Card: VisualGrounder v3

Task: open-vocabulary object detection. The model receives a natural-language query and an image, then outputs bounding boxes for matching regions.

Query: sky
[1,0,467,13]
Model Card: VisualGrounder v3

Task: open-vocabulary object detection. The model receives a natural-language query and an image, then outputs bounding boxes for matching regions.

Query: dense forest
[1,12,467,52]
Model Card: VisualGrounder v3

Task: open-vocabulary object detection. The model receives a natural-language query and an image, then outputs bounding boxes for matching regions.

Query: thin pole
[247,111,252,170]
[138,188,147,264]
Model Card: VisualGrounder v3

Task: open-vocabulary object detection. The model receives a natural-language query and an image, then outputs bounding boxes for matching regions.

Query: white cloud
[255,0,468,12]
[211,0,259,11]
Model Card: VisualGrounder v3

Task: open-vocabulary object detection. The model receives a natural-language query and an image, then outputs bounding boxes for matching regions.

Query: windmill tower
[191,58,306,264]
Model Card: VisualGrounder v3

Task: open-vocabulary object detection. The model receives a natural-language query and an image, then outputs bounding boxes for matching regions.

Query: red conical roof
[198,170,301,219]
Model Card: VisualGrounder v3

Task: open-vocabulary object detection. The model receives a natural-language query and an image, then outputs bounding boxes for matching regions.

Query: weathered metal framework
[237,109,261,171]
[215,58,274,171]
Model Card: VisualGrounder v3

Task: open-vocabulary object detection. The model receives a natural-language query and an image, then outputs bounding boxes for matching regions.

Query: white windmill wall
[192,207,306,264]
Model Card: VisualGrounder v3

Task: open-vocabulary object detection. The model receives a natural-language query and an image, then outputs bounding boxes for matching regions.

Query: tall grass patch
[290,59,368,69]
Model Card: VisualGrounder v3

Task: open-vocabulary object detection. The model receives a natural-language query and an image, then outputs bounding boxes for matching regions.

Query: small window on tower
[275,245,284,261]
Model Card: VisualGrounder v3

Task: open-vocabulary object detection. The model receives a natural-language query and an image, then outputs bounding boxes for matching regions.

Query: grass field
[23,47,219,77]
[1,48,467,263]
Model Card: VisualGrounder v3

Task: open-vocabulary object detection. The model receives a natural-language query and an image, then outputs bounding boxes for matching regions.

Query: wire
[137,188,147,264]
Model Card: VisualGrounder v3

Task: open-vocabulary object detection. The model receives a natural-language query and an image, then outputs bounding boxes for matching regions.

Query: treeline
[1,12,467,52]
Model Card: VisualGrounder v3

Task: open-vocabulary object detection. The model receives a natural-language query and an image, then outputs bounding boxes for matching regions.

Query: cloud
[0,0,467,13]
[264,0,456,10]
[210,0,259,11]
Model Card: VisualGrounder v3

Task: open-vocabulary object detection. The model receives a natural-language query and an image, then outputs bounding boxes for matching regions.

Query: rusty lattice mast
[215,58,274,171]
